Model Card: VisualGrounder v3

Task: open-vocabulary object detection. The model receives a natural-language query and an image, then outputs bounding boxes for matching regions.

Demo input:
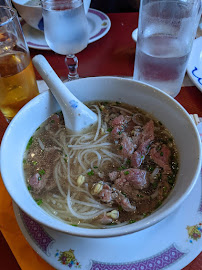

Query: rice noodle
[92,105,102,141]
[37,138,45,150]
[111,105,134,115]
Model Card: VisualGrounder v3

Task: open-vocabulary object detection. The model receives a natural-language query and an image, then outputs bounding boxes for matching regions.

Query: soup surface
[23,102,179,228]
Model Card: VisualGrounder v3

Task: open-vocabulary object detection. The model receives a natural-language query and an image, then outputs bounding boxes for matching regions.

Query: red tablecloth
[0,12,201,270]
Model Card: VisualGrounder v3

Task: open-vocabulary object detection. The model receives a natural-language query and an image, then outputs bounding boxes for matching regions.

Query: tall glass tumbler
[133,0,202,97]
[0,6,39,122]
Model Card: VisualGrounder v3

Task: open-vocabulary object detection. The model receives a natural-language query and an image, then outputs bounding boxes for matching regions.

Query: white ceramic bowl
[12,0,91,30]
[1,77,201,238]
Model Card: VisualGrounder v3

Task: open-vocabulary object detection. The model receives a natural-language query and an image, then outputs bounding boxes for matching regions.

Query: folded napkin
[0,120,201,270]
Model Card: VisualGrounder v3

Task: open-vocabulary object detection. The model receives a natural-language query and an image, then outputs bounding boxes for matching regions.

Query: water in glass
[134,0,202,97]
[43,2,89,55]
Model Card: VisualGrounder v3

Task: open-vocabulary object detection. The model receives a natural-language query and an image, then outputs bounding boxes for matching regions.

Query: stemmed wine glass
[41,0,89,80]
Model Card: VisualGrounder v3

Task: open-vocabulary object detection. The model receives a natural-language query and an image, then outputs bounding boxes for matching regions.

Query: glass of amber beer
[0,6,39,122]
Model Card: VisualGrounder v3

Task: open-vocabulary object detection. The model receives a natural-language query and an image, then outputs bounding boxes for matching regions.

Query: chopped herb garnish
[87,170,94,176]
[141,155,144,159]
[143,213,147,217]
[168,138,173,142]
[167,175,175,185]
[38,169,45,175]
[26,136,33,150]
[118,165,126,171]
[51,120,55,123]
[118,205,123,211]
[137,194,144,198]
[35,199,43,205]
[160,152,164,156]
[124,171,129,175]
[64,158,67,163]
[107,222,117,226]
[71,224,78,227]
[118,131,122,135]
[146,144,151,150]
[93,166,98,169]
[126,159,131,165]
[27,185,31,191]
[119,146,123,150]
[159,121,163,125]
[32,161,37,165]
[148,166,154,172]
[121,192,127,197]
[116,101,121,105]
[158,173,162,180]
[23,159,26,164]
[152,182,158,188]
[107,128,112,132]
[129,219,136,224]
[36,126,40,131]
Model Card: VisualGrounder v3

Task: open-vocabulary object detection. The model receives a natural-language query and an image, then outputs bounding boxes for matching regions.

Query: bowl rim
[12,0,42,7]
[1,76,201,238]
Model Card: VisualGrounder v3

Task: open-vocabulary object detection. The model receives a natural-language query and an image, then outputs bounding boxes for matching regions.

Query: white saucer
[13,159,202,268]
[187,37,202,93]
[22,8,111,50]
[131,23,202,43]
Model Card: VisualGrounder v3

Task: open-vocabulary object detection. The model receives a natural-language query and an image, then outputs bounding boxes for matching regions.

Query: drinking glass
[0,5,39,122]
[41,0,89,80]
[133,0,202,97]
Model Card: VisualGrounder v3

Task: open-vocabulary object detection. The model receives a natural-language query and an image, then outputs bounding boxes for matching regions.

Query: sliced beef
[131,120,154,167]
[114,168,149,191]
[120,168,148,189]
[29,173,45,193]
[111,115,126,127]
[141,120,155,143]
[99,184,113,203]
[109,171,119,181]
[115,194,136,212]
[120,133,135,158]
[150,144,171,173]
[95,183,136,212]
[28,148,61,194]
[111,126,124,139]
[111,115,132,140]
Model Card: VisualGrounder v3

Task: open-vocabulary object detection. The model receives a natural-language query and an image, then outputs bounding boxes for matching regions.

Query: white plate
[22,8,111,50]
[187,37,202,92]
[13,166,202,269]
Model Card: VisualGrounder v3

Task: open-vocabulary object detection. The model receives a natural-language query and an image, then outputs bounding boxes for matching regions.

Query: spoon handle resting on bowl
[32,55,97,133]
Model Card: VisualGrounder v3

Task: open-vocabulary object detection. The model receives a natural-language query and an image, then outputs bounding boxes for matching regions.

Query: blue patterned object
[192,67,202,86]
[90,245,185,270]
[69,100,79,109]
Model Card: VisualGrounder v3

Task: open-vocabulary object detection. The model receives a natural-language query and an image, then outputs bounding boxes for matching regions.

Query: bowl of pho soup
[1,77,201,238]
[12,0,91,31]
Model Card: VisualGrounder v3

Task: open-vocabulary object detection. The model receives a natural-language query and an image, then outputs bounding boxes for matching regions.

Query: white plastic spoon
[32,55,97,133]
